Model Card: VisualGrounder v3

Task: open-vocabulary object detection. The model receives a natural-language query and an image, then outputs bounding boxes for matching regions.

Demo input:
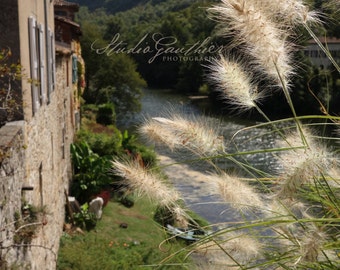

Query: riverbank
[58,102,195,269]
[57,197,191,269]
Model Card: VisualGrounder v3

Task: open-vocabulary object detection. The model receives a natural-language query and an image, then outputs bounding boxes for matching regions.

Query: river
[117,88,281,225]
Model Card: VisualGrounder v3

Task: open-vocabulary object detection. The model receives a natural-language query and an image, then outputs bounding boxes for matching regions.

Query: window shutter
[46,29,51,103]
[28,16,40,113]
[38,23,46,103]
[51,31,56,92]
[72,54,78,84]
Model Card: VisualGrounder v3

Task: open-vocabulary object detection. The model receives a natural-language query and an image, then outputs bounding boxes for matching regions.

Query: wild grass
[111,0,340,269]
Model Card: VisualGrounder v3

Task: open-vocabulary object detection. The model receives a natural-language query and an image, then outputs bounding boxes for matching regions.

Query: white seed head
[276,127,337,197]
[195,232,262,266]
[208,171,264,211]
[299,227,326,263]
[209,0,294,89]
[208,56,262,110]
[139,113,224,156]
[111,159,181,208]
[252,0,321,26]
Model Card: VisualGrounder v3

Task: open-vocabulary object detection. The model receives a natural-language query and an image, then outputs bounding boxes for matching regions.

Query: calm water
[118,88,281,224]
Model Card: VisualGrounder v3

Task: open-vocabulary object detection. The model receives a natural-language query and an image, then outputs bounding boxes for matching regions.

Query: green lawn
[57,198,192,270]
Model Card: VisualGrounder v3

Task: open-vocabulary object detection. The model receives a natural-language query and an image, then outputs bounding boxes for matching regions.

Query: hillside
[72,0,340,116]
[75,0,218,93]
[69,0,195,13]
[69,0,148,13]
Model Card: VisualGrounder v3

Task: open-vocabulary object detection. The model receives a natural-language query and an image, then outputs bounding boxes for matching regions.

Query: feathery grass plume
[265,198,307,220]
[195,232,262,266]
[111,159,187,224]
[276,127,336,198]
[208,0,294,89]
[252,0,321,27]
[275,224,329,267]
[223,233,262,264]
[207,171,264,211]
[139,113,224,156]
[328,168,340,188]
[207,55,262,111]
[298,226,327,265]
[139,118,177,150]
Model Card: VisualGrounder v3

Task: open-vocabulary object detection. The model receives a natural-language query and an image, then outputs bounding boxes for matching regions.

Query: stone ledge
[0,121,24,149]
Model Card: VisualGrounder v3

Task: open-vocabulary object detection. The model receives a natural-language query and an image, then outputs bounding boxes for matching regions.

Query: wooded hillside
[72,0,340,118]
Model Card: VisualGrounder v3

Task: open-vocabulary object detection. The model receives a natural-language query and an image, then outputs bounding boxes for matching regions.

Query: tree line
[76,0,340,118]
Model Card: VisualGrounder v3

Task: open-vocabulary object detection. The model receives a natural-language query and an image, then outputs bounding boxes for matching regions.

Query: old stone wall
[20,55,75,270]
[0,121,26,268]
[0,56,75,270]
[1,1,79,268]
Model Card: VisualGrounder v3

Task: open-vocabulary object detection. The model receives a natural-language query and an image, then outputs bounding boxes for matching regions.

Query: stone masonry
[0,0,81,269]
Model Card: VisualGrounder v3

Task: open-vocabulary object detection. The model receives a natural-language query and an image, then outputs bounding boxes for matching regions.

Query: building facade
[0,0,83,268]
[304,37,340,68]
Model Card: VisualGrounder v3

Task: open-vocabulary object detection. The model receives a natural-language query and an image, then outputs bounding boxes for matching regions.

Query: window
[38,24,46,103]
[55,10,67,17]
[51,32,56,91]
[28,17,56,110]
[46,28,56,103]
[28,17,45,113]
[72,54,78,84]
[66,59,69,87]
[62,126,66,159]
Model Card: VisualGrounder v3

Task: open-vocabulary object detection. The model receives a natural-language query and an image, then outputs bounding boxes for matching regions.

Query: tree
[92,53,146,114]
[0,48,23,126]
[103,17,122,41]
[79,21,106,102]
[79,19,146,115]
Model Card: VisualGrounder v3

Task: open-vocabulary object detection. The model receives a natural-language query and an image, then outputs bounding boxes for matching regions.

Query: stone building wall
[0,57,75,269]
[22,62,75,269]
[0,64,75,270]
[0,1,76,268]
[0,121,26,269]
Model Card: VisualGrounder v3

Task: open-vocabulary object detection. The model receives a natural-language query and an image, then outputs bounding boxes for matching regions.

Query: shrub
[70,142,113,203]
[76,126,123,156]
[119,194,135,208]
[154,205,176,227]
[96,103,116,125]
[73,203,97,231]
[122,130,157,167]
[81,104,98,122]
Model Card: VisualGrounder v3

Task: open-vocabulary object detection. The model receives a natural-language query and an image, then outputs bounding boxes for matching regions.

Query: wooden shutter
[51,31,56,92]
[38,23,46,103]
[28,16,40,113]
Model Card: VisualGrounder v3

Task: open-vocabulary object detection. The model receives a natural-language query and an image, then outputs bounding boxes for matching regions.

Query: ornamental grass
[112,0,340,268]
